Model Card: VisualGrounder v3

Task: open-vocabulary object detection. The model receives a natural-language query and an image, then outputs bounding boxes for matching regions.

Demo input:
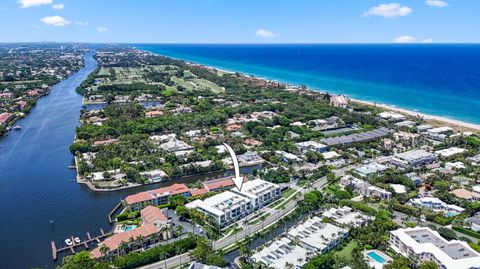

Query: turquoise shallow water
[136,44,480,124]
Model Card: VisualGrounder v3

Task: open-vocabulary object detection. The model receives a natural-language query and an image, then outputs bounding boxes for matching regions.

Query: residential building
[295,141,328,154]
[237,151,265,166]
[390,149,438,168]
[340,175,391,200]
[251,237,308,269]
[389,227,480,269]
[185,191,253,228]
[409,197,465,216]
[322,206,373,227]
[140,169,168,183]
[378,111,406,122]
[405,172,423,186]
[355,162,389,178]
[124,183,191,210]
[231,179,281,209]
[450,189,480,201]
[468,212,480,232]
[91,205,171,259]
[435,147,467,158]
[287,216,348,254]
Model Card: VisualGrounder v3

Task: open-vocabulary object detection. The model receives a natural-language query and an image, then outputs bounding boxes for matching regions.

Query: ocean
[136,44,480,124]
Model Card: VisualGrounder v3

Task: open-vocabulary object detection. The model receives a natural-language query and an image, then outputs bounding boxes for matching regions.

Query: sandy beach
[140,48,480,133]
[350,98,480,132]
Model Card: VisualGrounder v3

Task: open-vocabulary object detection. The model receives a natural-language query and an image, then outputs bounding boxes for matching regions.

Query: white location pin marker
[223,143,244,192]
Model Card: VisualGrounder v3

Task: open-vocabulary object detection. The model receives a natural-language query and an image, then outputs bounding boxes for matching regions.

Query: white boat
[74,237,81,244]
[65,238,73,246]
[12,125,21,130]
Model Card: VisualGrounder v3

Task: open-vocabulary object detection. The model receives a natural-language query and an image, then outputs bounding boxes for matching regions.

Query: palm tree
[99,244,110,258]
[285,262,294,269]
[118,242,128,256]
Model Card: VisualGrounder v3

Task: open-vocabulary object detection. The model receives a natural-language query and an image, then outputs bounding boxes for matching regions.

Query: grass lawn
[281,188,296,198]
[335,240,358,261]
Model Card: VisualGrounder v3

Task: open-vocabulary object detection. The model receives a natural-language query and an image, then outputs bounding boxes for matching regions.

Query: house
[389,227,480,269]
[378,111,406,122]
[330,94,349,108]
[340,175,391,200]
[237,151,265,166]
[355,163,388,178]
[468,212,480,232]
[244,138,263,147]
[390,149,438,169]
[282,152,303,163]
[445,161,466,170]
[93,138,119,146]
[140,169,168,183]
[405,172,423,186]
[145,110,164,118]
[295,141,328,154]
[390,184,407,194]
[450,189,480,201]
[409,197,465,216]
[0,112,12,125]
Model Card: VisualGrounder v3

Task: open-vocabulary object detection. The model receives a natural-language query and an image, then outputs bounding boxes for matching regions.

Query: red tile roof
[203,176,247,191]
[124,183,190,205]
[141,205,168,224]
[0,113,12,124]
[189,188,209,196]
[91,223,160,258]
[93,138,119,146]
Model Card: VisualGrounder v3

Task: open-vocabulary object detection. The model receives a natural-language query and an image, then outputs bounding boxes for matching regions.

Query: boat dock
[108,202,123,224]
[51,229,110,261]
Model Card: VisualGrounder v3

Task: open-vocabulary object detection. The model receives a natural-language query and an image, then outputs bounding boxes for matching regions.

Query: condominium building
[251,237,308,269]
[231,179,281,209]
[295,141,328,154]
[186,179,280,227]
[124,183,191,211]
[391,149,438,168]
[186,191,252,228]
[287,216,348,254]
[322,206,373,227]
[389,227,480,269]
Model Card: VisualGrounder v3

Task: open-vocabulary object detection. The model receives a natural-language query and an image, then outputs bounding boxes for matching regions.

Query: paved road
[138,174,332,269]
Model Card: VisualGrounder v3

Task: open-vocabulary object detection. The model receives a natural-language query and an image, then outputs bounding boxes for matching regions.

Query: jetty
[51,229,110,261]
[108,202,123,224]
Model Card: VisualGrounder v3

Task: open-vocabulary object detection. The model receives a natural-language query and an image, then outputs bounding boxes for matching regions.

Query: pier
[51,229,110,261]
[108,202,123,224]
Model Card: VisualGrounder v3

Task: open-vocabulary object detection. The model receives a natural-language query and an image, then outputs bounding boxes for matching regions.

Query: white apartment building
[391,149,438,169]
[322,206,373,227]
[251,237,308,269]
[341,175,392,200]
[232,179,281,209]
[287,216,348,254]
[186,179,281,227]
[389,227,480,269]
[186,191,252,228]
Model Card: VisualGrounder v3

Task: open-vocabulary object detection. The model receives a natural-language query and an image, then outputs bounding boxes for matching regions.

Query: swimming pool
[367,251,386,264]
[124,225,137,231]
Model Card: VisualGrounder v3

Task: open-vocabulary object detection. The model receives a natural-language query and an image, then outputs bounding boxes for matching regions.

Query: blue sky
[0,0,478,43]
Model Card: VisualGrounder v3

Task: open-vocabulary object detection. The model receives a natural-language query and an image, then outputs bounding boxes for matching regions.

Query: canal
[0,51,238,268]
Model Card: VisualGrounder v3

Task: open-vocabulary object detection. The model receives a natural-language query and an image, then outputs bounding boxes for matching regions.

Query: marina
[51,229,110,261]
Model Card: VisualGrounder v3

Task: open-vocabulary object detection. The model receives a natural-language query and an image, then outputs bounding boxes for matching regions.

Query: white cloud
[18,0,52,8]
[51,3,64,10]
[255,29,275,38]
[363,3,412,18]
[393,35,417,43]
[421,38,434,43]
[75,21,88,26]
[425,0,449,7]
[97,27,108,33]
[40,15,70,26]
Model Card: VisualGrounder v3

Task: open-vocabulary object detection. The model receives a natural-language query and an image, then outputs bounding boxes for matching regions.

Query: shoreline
[139,48,480,133]
[350,98,480,132]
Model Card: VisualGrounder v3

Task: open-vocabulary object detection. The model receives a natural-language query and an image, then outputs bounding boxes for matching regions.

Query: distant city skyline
[0,0,479,43]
